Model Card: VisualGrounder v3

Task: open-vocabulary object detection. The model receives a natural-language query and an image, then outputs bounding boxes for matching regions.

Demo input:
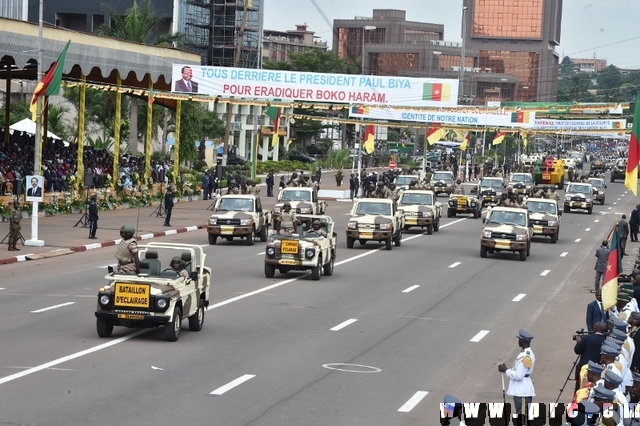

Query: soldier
[409,179,419,190]
[496,193,509,207]
[549,186,560,201]
[164,185,174,227]
[498,329,535,426]
[88,193,99,239]
[310,176,319,193]
[515,195,526,208]
[307,219,327,237]
[114,225,140,274]
[453,179,464,194]
[388,183,399,202]
[227,181,240,194]
[170,256,189,278]
[573,361,605,404]
[7,200,21,251]
[278,202,298,235]
[287,173,298,187]
[541,186,550,199]
[246,180,260,195]
[335,169,344,187]
[365,183,376,198]
[375,181,388,198]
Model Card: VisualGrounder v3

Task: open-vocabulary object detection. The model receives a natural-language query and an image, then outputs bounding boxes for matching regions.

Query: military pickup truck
[264,214,336,280]
[587,177,606,205]
[273,187,326,229]
[476,176,505,206]
[397,189,442,234]
[447,191,481,219]
[346,198,404,250]
[507,172,534,196]
[431,170,455,197]
[563,182,594,214]
[95,243,211,342]
[481,207,532,261]
[526,198,561,243]
[207,194,271,246]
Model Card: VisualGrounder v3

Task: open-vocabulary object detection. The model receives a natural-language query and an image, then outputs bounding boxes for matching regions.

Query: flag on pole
[625,91,640,196]
[363,125,375,154]
[426,126,446,145]
[30,40,71,121]
[523,132,529,149]
[492,131,507,146]
[460,132,470,151]
[266,106,282,148]
[148,90,154,106]
[602,224,621,311]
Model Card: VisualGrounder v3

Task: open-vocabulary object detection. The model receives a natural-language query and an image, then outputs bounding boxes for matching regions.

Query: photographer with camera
[573,322,607,393]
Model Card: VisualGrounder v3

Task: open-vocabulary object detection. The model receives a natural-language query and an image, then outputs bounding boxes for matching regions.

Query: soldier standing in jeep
[114,225,140,274]
[278,202,298,235]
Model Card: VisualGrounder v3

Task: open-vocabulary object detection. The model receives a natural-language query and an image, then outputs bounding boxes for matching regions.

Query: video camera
[572,329,598,341]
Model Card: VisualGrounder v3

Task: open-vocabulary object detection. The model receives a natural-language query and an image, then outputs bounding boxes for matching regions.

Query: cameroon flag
[30,40,71,121]
[266,106,282,148]
[602,224,621,311]
[625,92,640,196]
[426,126,446,145]
[363,125,375,154]
[492,131,507,145]
[459,132,470,151]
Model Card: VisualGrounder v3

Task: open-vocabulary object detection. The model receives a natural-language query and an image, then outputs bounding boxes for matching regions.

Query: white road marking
[608,207,612,210]
[541,270,551,276]
[256,251,265,256]
[95,264,116,269]
[614,202,618,205]
[470,330,490,342]
[0,217,471,387]
[575,238,581,243]
[84,243,101,250]
[448,262,461,268]
[560,252,568,257]
[402,285,420,293]
[586,228,591,232]
[398,391,429,413]
[330,318,358,331]
[198,244,209,248]
[0,288,5,291]
[210,374,255,395]
[31,302,76,313]
[594,219,600,223]
[512,294,526,302]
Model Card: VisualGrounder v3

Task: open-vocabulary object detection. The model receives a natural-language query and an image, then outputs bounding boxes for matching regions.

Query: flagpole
[26,0,45,247]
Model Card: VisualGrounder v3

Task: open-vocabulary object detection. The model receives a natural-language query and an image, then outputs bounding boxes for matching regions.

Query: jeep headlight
[548,220,559,226]
[482,231,492,238]
[379,222,392,230]
[99,294,110,306]
[299,207,312,214]
[516,234,528,241]
[564,195,571,201]
[496,192,502,197]
[209,217,217,225]
[448,200,454,206]
[347,221,358,229]
[274,207,281,213]
[586,198,592,203]
[156,298,168,309]
[240,219,253,226]
[305,248,315,259]
[421,211,433,217]
[266,246,275,256]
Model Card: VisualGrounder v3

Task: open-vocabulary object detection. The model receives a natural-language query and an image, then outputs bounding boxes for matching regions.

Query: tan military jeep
[563,182,594,214]
[526,197,561,243]
[273,187,327,229]
[346,198,404,250]
[481,207,532,261]
[587,177,606,205]
[207,194,271,246]
[264,215,336,280]
[397,189,442,234]
[95,243,211,342]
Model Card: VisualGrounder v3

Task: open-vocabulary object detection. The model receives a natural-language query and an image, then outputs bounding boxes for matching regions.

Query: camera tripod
[73,192,89,228]
[150,198,165,218]
[1,229,25,245]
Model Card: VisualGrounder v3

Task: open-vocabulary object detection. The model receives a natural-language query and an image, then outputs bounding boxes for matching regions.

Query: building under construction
[179,0,263,68]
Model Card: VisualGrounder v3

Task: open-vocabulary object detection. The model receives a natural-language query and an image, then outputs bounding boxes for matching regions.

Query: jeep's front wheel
[265,263,276,278]
[480,246,487,258]
[519,250,527,261]
[164,307,182,342]
[311,255,322,280]
[96,318,113,337]
[385,237,393,251]
[434,217,440,232]
[246,226,256,246]
[323,253,334,276]
[427,224,433,235]
[346,236,354,248]
[208,233,217,245]
[259,225,268,242]
[188,300,205,332]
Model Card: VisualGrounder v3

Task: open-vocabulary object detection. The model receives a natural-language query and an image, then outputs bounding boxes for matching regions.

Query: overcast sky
[263,0,640,69]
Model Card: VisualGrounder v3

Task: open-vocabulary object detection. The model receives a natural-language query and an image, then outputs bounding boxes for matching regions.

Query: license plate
[279,259,298,265]
[117,313,144,320]
[534,226,543,233]
[572,202,583,208]
[458,199,467,205]
[221,226,234,235]
[484,196,492,200]
[435,188,443,192]
[495,240,510,249]
[542,174,551,180]
[281,240,299,254]
[360,231,373,239]
[406,218,417,225]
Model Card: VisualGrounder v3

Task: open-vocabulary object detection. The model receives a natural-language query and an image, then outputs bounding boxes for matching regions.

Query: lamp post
[357,25,376,196]
[460,6,468,100]
[429,51,442,78]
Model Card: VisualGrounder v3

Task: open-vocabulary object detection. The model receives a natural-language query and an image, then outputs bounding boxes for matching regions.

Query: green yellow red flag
[625,92,640,195]
[30,40,71,121]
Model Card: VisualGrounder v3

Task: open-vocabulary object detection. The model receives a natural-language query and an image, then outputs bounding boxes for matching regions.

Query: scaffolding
[181,0,262,68]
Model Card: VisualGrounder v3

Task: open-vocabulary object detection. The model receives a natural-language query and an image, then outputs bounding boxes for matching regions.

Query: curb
[0,224,207,265]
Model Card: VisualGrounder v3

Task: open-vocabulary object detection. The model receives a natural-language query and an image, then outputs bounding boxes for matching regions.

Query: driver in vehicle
[170,256,189,278]
[307,219,327,237]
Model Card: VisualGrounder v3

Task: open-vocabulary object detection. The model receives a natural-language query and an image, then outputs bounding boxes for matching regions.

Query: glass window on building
[472,0,543,39]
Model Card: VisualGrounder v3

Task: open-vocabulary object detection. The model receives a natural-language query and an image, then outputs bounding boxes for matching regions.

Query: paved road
[0,175,637,425]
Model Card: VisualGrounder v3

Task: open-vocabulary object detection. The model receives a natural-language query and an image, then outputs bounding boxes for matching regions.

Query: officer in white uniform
[498,329,535,426]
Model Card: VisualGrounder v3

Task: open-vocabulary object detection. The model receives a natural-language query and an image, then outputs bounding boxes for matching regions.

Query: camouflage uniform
[246,183,260,195]
[114,227,139,274]
[227,183,239,194]
[308,220,327,237]
[278,204,297,235]
[8,202,21,250]
[170,256,189,278]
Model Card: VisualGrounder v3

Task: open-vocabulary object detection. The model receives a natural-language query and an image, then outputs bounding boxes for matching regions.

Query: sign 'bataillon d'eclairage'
[172,65,459,107]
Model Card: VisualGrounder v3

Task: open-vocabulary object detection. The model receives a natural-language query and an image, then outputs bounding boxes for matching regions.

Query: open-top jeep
[447,191,481,219]
[95,243,211,342]
[207,194,271,246]
[264,214,336,280]
[346,198,404,250]
[397,189,442,234]
[507,172,534,196]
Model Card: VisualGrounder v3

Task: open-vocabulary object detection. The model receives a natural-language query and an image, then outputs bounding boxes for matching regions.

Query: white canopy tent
[9,118,62,140]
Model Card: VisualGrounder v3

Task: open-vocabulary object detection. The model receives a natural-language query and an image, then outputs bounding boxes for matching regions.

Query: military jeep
[397,189,442,234]
[346,198,404,250]
[264,215,336,280]
[447,192,481,219]
[207,194,271,246]
[95,243,211,342]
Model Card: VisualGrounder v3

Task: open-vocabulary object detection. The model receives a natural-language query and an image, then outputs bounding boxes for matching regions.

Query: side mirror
[256,206,262,212]
[190,271,199,281]
[108,266,114,274]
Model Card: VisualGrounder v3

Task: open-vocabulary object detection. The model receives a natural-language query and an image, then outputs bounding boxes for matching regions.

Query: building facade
[262,24,327,64]
[464,0,562,103]
[570,57,607,74]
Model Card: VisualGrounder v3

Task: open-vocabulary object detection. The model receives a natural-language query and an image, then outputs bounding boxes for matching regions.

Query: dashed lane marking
[402,285,420,293]
[560,252,568,257]
[541,270,551,276]
[470,330,490,342]
[330,319,358,331]
[594,220,600,223]
[448,262,461,268]
[512,294,526,302]
[31,302,76,313]
[575,238,581,243]
[398,391,429,413]
[210,374,256,396]
[586,228,591,232]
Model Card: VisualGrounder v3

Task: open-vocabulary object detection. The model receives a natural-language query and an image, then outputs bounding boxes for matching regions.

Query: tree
[559,56,575,78]
[596,65,622,101]
[46,103,71,142]
[0,98,30,127]
[175,102,225,166]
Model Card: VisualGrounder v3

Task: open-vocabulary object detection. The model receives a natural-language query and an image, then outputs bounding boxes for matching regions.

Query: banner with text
[533,118,627,131]
[348,106,536,128]
[171,65,459,107]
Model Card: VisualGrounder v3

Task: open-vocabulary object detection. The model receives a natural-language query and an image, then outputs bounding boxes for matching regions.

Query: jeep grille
[490,232,516,240]
[219,218,241,225]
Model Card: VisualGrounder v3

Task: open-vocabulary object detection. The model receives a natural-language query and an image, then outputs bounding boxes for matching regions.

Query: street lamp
[460,6,468,100]
[357,25,376,196]
[429,51,442,78]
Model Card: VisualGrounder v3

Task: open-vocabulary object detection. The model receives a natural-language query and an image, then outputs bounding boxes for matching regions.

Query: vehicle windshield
[395,176,415,186]
[217,198,254,212]
[355,202,392,216]
[567,184,592,195]
[488,210,527,226]
[526,201,556,215]
[399,193,433,205]
[510,174,532,183]
[433,172,453,182]
[280,189,311,202]
[481,178,503,189]
[589,180,604,188]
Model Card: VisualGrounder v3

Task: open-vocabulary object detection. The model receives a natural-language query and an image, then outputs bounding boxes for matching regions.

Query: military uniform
[502,330,535,426]
[8,203,21,251]
[170,256,189,278]
[278,208,297,235]
[246,184,260,195]
[114,226,139,274]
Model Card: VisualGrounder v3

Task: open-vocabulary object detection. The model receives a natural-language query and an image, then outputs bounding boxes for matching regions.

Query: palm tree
[96,0,187,154]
